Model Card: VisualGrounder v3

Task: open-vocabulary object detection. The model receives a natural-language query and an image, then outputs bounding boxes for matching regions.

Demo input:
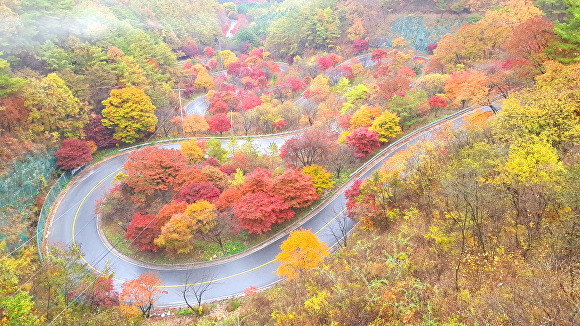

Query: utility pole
[173,88,185,136]
[230,108,234,135]
[216,36,224,70]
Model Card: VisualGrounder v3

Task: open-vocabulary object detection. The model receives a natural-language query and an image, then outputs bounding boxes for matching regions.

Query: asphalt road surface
[45,106,494,306]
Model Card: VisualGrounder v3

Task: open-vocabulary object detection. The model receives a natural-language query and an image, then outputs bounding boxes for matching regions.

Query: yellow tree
[183,200,218,233]
[219,50,238,68]
[101,86,157,143]
[194,68,215,91]
[0,244,39,326]
[490,139,564,251]
[154,200,217,253]
[180,139,205,164]
[276,229,330,280]
[183,114,209,135]
[24,73,87,139]
[369,110,402,142]
[301,164,335,194]
[392,36,408,48]
[306,75,331,103]
[492,61,580,148]
[154,213,194,254]
[415,73,450,96]
[347,17,366,41]
[349,105,382,129]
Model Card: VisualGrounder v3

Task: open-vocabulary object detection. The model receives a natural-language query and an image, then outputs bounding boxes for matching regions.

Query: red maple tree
[175,182,221,204]
[280,128,335,168]
[119,272,167,317]
[216,187,243,210]
[429,95,448,109]
[353,39,369,53]
[204,46,215,57]
[346,128,381,158]
[209,98,230,115]
[233,192,295,234]
[239,168,273,194]
[240,93,262,111]
[125,213,165,252]
[371,49,388,63]
[84,114,118,148]
[318,56,335,71]
[54,139,93,171]
[272,169,319,208]
[207,113,231,135]
[0,95,28,133]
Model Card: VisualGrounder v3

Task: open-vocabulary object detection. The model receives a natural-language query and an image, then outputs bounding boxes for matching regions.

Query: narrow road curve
[45,104,493,307]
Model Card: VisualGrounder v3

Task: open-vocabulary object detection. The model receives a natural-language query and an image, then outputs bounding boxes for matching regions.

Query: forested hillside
[1,0,579,325]
[240,60,580,325]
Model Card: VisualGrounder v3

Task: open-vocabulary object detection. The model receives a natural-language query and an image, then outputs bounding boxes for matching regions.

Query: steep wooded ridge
[1,0,579,325]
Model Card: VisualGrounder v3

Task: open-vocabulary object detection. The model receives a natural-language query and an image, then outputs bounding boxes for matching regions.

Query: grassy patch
[91,148,121,164]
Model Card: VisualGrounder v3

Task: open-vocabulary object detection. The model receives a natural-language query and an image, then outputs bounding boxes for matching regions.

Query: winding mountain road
[45,104,494,307]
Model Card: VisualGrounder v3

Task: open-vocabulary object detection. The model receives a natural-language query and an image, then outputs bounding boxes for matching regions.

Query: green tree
[385,89,428,130]
[0,55,25,97]
[548,0,580,63]
[0,244,39,326]
[205,138,228,163]
[101,86,158,143]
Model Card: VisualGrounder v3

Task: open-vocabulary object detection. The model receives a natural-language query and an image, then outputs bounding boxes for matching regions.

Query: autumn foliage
[175,182,221,204]
[276,229,329,280]
[101,87,157,144]
[124,147,188,199]
[272,169,319,208]
[119,272,167,318]
[233,192,295,234]
[346,128,381,158]
[125,213,164,252]
[54,139,93,171]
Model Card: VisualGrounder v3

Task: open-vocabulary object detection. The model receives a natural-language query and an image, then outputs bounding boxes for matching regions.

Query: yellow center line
[165,207,348,287]
[314,207,347,236]
[72,168,121,274]
[71,165,348,287]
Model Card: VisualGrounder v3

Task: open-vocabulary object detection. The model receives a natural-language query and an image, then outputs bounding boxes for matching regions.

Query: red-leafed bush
[208,113,231,135]
[233,192,294,234]
[353,39,369,53]
[175,182,221,204]
[125,213,164,252]
[54,139,93,170]
[345,128,381,158]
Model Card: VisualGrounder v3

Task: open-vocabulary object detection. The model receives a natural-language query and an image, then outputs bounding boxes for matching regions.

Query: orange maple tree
[124,146,188,201]
[444,70,491,108]
[119,272,167,317]
[272,169,319,208]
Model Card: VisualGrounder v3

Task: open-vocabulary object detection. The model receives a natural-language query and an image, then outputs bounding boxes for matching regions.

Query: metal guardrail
[118,127,311,152]
[349,93,508,179]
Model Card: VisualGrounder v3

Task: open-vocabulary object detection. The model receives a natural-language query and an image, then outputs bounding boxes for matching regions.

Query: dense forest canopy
[0,0,579,325]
